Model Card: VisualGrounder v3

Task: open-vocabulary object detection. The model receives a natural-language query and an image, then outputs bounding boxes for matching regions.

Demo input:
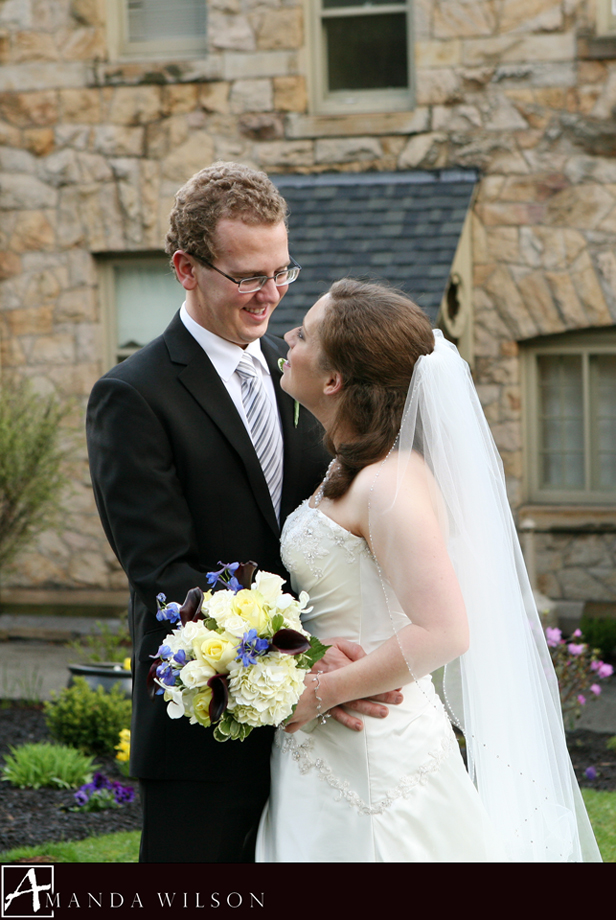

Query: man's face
[187,218,290,347]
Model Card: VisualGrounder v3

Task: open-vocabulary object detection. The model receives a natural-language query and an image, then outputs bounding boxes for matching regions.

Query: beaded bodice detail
[281,499,370,582]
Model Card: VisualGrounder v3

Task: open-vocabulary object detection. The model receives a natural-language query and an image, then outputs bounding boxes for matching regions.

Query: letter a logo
[1,866,54,918]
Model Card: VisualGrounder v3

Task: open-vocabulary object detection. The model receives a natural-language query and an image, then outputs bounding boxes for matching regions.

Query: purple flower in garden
[573,629,582,638]
[584,767,597,781]
[597,662,614,679]
[568,643,585,656]
[73,789,89,806]
[546,627,562,647]
[591,683,602,696]
[578,694,586,705]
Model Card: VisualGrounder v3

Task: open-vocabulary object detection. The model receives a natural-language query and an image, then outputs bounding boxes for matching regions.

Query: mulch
[0,703,142,855]
[0,703,614,854]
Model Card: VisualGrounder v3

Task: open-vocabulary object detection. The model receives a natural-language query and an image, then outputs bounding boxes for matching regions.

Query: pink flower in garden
[546,627,562,647]
[568,643,585,655]
[573,629,582,638]
[578,694,586,705]
[590,684,602,696]
[597,662,614,679]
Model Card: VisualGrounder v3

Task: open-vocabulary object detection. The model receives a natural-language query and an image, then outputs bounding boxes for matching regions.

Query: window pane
[325,13,408,91]
[538,355,584,489]
[128,0,205,42]
[115,262,178,351]
[590,354,616,491]
[323,0,404,7]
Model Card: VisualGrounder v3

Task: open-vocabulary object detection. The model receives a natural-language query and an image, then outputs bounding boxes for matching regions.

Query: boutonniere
[278,358,300,427]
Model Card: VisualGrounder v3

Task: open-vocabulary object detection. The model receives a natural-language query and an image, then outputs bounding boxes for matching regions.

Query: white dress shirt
[179,302,282,436]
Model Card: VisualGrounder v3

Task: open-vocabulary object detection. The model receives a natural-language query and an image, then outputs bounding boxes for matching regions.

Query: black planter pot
[67,662,132,697]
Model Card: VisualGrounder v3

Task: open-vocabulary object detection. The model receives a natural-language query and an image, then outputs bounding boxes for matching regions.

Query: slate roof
[269,169,478,337]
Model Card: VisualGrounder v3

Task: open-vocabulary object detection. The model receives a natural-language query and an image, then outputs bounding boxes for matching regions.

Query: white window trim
[106,0,207,62]
[306,0,414,116]
[523,328,616,506]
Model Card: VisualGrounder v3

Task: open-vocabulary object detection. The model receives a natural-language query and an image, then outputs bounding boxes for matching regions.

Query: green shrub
[579,615,616,660]
[2,742,96,789]
[44,678,131,757]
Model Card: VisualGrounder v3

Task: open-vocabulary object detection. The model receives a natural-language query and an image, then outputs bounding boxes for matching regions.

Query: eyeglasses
[189,254,301,294]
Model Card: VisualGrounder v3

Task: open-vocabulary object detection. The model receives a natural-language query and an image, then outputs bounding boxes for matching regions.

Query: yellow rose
[193,630,237,673]
[232,590,268,632]
[192,687,213,727]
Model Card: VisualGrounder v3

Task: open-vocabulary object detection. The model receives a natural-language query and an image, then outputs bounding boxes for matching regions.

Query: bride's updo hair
[319,278,434,500]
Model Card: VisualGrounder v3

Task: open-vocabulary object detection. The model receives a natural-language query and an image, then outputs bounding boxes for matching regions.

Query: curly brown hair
[165,162,288,266]
[318,279,434,500]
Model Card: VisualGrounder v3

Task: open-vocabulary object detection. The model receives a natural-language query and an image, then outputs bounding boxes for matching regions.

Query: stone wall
[0,0,614,605]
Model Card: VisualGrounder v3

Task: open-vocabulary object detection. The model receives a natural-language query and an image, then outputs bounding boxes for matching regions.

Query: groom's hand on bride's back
[319,637,403,732]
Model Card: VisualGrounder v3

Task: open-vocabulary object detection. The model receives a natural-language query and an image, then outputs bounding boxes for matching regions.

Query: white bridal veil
[368,331,600,862]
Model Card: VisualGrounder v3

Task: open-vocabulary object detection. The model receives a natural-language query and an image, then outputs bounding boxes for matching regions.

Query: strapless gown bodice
[256,500,504,862]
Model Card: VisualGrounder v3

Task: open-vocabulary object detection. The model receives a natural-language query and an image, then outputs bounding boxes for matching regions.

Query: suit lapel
[164,315,281,536]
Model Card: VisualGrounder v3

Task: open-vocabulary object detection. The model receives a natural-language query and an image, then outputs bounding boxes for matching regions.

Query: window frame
[306,0,415,116]
[106,0,207,61]
[523,328,616,506]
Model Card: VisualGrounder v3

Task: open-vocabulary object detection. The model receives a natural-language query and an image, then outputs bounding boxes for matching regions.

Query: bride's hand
[308,637,403,733]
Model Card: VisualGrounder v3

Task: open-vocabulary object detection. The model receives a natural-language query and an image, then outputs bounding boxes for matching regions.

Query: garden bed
[0,702,614,854]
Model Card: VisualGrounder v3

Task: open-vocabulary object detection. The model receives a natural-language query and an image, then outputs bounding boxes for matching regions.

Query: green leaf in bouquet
[204,617,218,631]
[299,636,331,670]
[270,613,284,635]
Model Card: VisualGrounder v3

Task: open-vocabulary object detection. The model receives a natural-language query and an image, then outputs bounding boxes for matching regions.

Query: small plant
[607,737,616,753]
[44,678,131,757]
[71,772,135,812]
[115,728,131,777]
[547,627,614,729]
[66,619,132,664]
[1,742,96,790]
[0,664,43,704]
[0,377,69,574]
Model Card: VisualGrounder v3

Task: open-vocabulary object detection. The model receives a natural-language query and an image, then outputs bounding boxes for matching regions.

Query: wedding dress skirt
[256,501,505,862]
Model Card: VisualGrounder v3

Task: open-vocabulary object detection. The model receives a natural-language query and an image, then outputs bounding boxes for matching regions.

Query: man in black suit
[86,163,392,863]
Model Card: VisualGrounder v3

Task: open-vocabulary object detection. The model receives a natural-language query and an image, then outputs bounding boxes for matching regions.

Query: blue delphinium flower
[235,629,270,667]
[206,562,240,591]
[156,594,181,624]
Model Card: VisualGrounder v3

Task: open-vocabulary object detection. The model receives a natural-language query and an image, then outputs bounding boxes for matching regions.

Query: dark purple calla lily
[146,658,162,700]
[271,628,311,656]
[234,561,258,590]
[180,587,204,626]
[207,674,229,723]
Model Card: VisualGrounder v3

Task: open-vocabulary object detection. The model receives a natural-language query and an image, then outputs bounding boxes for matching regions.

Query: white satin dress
[256,500,505,862]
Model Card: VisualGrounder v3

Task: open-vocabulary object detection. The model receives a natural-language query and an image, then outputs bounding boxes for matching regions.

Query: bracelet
[312,670,331,725]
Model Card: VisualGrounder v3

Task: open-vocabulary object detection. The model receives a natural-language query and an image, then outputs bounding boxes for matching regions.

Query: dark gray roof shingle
[269,169,478,336]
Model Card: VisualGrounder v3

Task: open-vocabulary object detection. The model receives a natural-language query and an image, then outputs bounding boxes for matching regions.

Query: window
[597,0,616,35]
[307,0,414,115]
[107,0,207,60]
[524,329,616,504]
[99,255,180,368]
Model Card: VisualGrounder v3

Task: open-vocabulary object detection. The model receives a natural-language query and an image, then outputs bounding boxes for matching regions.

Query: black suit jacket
[86,312,328,782]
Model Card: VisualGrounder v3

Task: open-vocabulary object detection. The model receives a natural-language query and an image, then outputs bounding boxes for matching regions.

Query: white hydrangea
[226,654,307,727]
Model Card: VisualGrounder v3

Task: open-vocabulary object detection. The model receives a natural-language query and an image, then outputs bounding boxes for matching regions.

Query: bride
[256,278,600,863]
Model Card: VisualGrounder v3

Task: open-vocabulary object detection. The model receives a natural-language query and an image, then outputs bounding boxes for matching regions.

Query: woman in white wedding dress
[256,280,600,863]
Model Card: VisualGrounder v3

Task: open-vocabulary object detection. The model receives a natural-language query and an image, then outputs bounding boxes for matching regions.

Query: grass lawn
[0,789,613,863]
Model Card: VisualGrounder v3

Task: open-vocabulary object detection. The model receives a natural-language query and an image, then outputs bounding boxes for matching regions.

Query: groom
[86,163,393,863]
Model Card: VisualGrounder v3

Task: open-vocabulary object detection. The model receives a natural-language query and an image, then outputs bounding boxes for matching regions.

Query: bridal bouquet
[148,562,328,742]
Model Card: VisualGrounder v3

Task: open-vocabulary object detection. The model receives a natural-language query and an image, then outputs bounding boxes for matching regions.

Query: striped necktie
[236,354,284,519]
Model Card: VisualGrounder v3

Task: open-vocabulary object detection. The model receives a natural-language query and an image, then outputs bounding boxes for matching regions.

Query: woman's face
[281,295,334,414]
